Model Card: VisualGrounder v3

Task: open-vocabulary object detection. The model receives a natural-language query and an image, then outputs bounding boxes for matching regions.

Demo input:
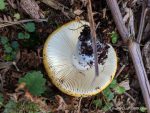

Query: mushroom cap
[43,20,117,97]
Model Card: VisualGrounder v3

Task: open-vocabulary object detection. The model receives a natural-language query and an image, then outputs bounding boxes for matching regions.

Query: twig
[0,74,4,92]
[124,92,136,102]
[0,18,48,28]
[12,62,20,71]
[106,0,150,112]
[115,65,126,78]
[137,3,148,43]
[87,0,99,78]
[77,97,82,113]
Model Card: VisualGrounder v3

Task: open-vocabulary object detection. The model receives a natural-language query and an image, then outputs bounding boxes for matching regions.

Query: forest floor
[0,0,149,113]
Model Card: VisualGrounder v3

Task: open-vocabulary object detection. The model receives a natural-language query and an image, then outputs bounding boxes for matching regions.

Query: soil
[0,0,149,113]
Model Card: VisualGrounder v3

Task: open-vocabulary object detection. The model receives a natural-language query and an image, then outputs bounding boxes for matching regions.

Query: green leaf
[18,32,24,39]
[0,36,8,45]
[13,13,20,20]
[4,54,13,61]
[115,86,126,94]
[103,87,112,97]
[139,106,147,112]
[103,88,114,101]
[4,100,17,113]
[19,71,46,96]
[11,41,19,50]
[24,32,30,39]
[102,103,113,112]
[4,100,42,113]
[109,79,117,89]
[111,31,118,44]
[24,22,35,32]
[0,0,5,10]
[93,99,102,108]
[4,45,13,53]
[11,51,17,59]
[107,92,114,101]
[18,32,30,39]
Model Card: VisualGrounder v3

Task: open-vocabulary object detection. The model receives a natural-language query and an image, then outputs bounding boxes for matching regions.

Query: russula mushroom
[43,20,117,97]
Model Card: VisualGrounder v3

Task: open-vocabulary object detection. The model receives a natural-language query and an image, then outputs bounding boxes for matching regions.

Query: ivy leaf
[0,36,8,45]
[111,31,118,44]
[0,0,5,10]
[93,99,102,109]
[24,22,35,32]
[19,71,46,96]
[115,86,126,94]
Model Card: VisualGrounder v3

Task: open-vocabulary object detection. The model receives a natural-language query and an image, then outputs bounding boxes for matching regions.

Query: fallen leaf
[74,9,84,15]
[119,80,130,90]
[55,95,69,113]
[20,0,45,19]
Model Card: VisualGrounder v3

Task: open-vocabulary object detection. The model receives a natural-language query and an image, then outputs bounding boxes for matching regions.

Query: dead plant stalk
[106,0,150,112]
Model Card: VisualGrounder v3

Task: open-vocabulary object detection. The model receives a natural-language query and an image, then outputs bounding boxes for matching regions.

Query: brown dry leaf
[20,0,45,19]
[55,95,69,113]
[74,9,84,16]
[15,82,26,92]
[7,92,23,101]
[34,97,50,112]
[40,0,75,18]
[40,0,67,10]
[24,90,34,101]
[25,90,50,111]
[119,80,130,90]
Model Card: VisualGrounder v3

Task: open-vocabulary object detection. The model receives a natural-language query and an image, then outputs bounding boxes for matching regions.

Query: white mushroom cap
[43,20,117,97]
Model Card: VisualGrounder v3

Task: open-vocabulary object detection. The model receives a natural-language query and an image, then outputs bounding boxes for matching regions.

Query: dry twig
[87,0,99,80]
[0,18,47,28]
